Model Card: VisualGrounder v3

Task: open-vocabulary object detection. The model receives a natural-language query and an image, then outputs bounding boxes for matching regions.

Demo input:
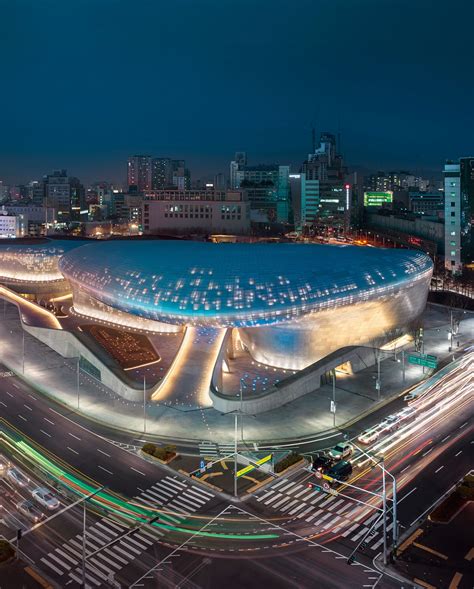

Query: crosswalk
[39,475,215,588]
[253,476,390,552]
[199,440,235,458]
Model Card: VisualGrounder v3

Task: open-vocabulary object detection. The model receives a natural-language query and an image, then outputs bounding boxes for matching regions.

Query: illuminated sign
[364,191,393,207]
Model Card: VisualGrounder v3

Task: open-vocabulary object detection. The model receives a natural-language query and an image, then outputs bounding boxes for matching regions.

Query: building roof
[59,241,433,327]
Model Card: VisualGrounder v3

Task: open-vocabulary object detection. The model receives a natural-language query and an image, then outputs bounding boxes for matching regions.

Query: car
[31,487,60,511]
[0,454,10,476]
[357,428,380,445]
[396,407,416,421]
[328,443,353,460]
[16,499,44,523]
[7,467,30,488]
[325,460,353,483]
[380,414,401,432]
[311,453,335,473]
[403,391,418,402]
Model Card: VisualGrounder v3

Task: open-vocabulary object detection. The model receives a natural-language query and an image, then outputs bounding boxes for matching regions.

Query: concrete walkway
[0,302,472,444]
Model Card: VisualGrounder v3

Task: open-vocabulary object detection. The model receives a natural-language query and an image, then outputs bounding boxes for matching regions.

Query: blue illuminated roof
[0,239,84,256]
[59,241,433,327]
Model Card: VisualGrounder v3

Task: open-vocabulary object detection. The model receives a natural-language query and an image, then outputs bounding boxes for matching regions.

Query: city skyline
[1,0,473,184]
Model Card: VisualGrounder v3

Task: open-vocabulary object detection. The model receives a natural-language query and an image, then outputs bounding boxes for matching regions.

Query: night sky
[1,0,473,184]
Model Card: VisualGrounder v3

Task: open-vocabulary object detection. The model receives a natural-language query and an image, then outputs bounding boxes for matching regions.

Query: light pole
[331,369,336,427]
[401,349,405,383]
[240,377,244,441]
[376,352,381,400]
[234,412,238,497]
[77,357,80,410]
[143,375,147,434]
[22,330,25,375]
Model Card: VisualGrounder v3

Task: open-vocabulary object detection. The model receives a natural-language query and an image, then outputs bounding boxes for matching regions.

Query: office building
[444,158,474,275]
[0,208,19,238]
[152,158,173,189]
[142,189,250,234]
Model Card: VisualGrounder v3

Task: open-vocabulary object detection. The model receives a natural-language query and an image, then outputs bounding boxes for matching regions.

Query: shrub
[153,447,167,460]
[274,452,303,473]
[0,539,14,563]
[142,443,157,456]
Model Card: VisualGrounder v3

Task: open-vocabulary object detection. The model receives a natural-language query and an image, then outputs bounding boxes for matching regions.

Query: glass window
[451,251,456,256]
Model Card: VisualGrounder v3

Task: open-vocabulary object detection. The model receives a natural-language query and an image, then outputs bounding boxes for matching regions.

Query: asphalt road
[0,354,472,589]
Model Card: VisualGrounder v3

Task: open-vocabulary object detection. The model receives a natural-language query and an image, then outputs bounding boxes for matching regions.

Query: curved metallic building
[0,240,82,295]
[58,241,433,368]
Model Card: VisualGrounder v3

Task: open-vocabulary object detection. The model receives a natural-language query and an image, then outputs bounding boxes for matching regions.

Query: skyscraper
[230,151,247,189]
[301,132,347,223]
[127,155,152,192]
[444,157,474,275]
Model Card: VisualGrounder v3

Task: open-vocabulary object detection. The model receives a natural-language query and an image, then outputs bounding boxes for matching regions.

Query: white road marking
[97,449,110,458]
[67,446,79,455]
[23,404,32,411]
[130,466,146,476]
[435,465,444,474]
[41,557,64,575]
[399,487,417,503]
[28,394,37,401]
[40,429,52,437]
[98,465,113,475]
[0,401,7,407]
[455,450,463,457]
[68,432,81,441]
[44,417,55,425]
[18,414,27,421]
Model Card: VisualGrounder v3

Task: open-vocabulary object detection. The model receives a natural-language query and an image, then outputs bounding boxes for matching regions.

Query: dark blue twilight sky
[0,0,473,185]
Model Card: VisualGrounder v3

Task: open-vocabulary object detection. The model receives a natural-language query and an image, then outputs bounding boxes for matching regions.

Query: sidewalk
[0,302,472,444]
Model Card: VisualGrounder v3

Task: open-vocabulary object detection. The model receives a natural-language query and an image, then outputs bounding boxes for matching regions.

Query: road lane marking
[6,391,13,397]
[130,466,146,476]
[68,432,81,441]
[422,448,433,457]
[413,541,448,560]
[0,401,7,407]
[97,449,110,458]
[98,465,113,475]
[400,465,410,473]
[40,557,64,576]
[399,487,417,503]
[18,414,27,421]
[455,450,463,457]
[28,394,37,401]
[12,383,19,389]
[435,465,444,473]
[44,417,55,426]
[441,435,450,442]
[67,447,79,455]
[459,422,468,429]
[24,404,32,411]
[40,429,52,438]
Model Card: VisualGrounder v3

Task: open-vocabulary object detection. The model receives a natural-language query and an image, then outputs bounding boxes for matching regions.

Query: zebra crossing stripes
[38,477,215,587]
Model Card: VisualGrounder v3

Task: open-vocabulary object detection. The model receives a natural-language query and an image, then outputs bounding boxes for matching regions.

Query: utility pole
[77,357,80,410]
[143,375,147,434]
[376,352,381,400]
[234,413,238,498]
[22,330,25,375]
[240,378,244,441]
[331,369,336,427]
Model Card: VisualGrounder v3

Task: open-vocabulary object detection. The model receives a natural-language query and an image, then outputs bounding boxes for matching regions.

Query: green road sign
[408,353,438,369]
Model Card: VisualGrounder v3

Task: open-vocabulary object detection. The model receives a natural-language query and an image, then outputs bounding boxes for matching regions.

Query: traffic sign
[330,400,336,413]
[408,353,437,369]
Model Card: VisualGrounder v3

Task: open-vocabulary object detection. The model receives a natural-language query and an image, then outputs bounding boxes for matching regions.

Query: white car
[31,487,60,511]
[7,467,30,488]
[357,428,380,445]
[403,391,418,402]
[380,414,401,432]
[396,407,416,421]
[328,443,353,460]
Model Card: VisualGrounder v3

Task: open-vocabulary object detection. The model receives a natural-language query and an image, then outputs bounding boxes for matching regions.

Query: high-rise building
[444,157,474,275]
[152,158,173,189]
[44,170,71,219]
[233,163,290,223]
[171,160,191,190]
[127,155,152,192]
[229,151,247,189]
[69,177,86,222]
[301,132,347,222]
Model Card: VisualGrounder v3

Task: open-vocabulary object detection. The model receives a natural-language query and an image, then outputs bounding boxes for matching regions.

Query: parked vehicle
[31,487,60,511]
[17,499,44,523]
[325,460,353,483]
[380,414,401,432]
[357,428,380,445]
[328,443,353,460]
[7,467,30,488]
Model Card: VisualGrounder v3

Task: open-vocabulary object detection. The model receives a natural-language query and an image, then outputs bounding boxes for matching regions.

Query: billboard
[364,191,393,207]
